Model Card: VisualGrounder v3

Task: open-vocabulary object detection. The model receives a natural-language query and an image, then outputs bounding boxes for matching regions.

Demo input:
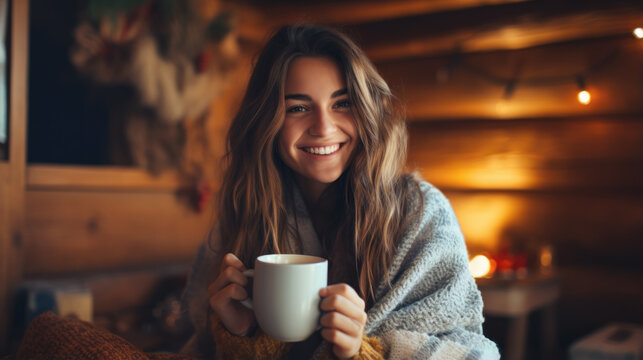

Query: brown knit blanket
[12,312,195,360]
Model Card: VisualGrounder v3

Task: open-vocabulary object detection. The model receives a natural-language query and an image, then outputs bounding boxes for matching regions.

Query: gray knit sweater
[180,177,499,359]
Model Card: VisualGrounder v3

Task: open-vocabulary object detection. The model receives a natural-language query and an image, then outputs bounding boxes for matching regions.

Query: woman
[180,24,499,359]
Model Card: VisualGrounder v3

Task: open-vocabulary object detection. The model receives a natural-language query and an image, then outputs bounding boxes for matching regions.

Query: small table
[477,273,560,360]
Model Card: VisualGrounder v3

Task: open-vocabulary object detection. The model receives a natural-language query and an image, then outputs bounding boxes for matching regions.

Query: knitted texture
[182,176,500,359]
[210,313,292,360]
[348,179,499,360]
[354,336,385,360]
[15,312,195,360]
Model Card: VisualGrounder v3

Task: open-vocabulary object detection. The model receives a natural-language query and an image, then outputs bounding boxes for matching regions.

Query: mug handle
[240,269,254,309]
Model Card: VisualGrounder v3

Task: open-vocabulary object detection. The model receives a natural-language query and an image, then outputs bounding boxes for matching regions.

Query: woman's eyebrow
[284,89,347,101]
[331,89,347,98]
[285,94,311,101]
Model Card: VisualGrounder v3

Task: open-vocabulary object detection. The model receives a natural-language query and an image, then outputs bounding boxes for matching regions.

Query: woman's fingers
[320,310,362,337]
[206,253,256,336]
[320,328,361,359]
[319,292,367,326]
[220,253,246,272]
[207,265,248,298]
[318,283,367,359]
[208,253,248,297]
[320,283,365,311]
[209,283,248,310]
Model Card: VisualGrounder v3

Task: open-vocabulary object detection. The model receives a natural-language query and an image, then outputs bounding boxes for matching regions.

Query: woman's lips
[299,143,343,155]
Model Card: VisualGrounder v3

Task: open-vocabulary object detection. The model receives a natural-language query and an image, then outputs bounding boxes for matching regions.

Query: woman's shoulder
[396,172,462,250]
[399,172,452,213]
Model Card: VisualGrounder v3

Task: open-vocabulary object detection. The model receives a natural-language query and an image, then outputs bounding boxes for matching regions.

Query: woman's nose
[308,108,337,136]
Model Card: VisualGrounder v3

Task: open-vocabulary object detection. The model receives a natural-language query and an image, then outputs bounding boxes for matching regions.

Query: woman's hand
[208,253,256,336]
[319,283,368,359]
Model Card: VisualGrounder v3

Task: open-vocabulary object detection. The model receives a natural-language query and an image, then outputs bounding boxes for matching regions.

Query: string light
[577,90,591,105]
[576,75,591,105]
[441,49,620,105]
[634,28,643,39]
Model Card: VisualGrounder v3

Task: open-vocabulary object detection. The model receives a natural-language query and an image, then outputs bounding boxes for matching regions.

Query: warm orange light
[451,193,525,250]
[469,254,495,278]
[634,28,643,39]
[540,246,553,267]
[578,90,591,105]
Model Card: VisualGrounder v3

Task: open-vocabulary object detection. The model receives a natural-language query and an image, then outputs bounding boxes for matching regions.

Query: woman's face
[278,56,357,197]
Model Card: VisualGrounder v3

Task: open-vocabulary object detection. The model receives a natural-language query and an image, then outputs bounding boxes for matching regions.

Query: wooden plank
[236,1,641,60]
[8,0,28,178]
[26,165,187,191]
[236,0,527,39]
[0,163,8,183]
[378,37,643,120]
[0,182,11,351]
[358,5,643,61]
[407,117,643,191]
[1,0,29,352]
[23,189,213,276]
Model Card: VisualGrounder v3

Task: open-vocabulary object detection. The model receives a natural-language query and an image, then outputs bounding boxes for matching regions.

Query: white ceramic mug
[241,254,328,342]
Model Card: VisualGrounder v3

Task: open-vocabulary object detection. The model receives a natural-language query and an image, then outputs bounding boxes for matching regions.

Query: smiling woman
[179,24,499,360]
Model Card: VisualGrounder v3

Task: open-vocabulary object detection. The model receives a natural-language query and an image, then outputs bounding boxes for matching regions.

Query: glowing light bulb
[634,28,643,39]
[578,90,591,105]
[469,255,492,278]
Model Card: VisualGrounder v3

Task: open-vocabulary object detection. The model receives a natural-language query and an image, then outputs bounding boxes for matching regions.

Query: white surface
[249,254,327,342]
[570,323,643,360]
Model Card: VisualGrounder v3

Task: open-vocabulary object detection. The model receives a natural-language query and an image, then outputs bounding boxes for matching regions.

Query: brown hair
[217,24,410,302]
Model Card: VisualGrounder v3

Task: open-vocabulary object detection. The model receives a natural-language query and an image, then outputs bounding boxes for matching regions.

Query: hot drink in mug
[241,254,328,342]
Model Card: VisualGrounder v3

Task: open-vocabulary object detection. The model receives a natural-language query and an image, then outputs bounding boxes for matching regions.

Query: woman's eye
[334,99,351,109]
[286,105,307,113]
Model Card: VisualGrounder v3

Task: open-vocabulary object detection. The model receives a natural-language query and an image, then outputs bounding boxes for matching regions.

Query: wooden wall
[24,179,213,276]
[381,35,643,348]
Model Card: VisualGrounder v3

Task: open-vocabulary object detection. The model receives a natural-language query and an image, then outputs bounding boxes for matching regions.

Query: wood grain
[356,4,643,60]
[407,117,643,191]
[0,0,29,352]
[23,189,213,276]
[235,1,641,60]
[26,165,187,191]
[237,0,527,34]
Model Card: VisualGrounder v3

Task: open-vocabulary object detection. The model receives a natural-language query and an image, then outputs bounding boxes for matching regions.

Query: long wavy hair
[217,24,411,302]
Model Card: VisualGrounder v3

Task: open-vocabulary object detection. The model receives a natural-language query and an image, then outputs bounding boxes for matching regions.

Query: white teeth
[303,144,340,155]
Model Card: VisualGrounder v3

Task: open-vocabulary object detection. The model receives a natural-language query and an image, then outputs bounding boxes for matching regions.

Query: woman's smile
[300,143,344,156]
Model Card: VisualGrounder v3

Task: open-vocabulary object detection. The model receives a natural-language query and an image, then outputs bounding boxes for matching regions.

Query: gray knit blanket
[180,177,499,359]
